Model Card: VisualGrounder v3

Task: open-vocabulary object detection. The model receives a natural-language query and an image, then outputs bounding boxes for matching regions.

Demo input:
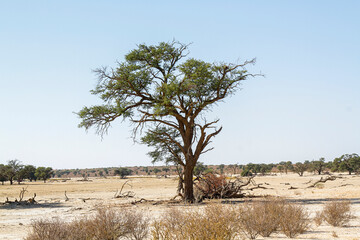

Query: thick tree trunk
[183,164,194,202]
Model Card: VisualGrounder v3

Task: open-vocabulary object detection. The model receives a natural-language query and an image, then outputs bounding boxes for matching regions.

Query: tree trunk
[183,164,194,202]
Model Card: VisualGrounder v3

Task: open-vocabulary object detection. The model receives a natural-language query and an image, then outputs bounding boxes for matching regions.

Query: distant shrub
[25,208,149,240]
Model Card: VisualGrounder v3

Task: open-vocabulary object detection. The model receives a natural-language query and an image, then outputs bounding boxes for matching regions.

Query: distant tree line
[236,153,360,177]
[3,153,357,184]
[0,159,53,185]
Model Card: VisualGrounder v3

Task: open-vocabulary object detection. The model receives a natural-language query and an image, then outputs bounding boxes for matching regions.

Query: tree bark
[183,164,194,202]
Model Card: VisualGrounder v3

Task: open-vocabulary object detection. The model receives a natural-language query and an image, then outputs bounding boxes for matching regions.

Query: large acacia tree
[77,41,257,202]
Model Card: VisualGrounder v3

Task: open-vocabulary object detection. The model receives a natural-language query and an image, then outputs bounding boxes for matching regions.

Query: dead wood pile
[194,173,269,201]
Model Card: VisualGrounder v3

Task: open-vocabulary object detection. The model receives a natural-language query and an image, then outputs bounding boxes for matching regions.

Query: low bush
[322,200,352,227]
[25,208,149,240]
[152,205,238,240]
[238,198,286,238]
[278,202,310,238]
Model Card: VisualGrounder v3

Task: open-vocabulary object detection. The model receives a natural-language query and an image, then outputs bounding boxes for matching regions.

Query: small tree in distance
[77,41,259,202]
[114,167,133,179]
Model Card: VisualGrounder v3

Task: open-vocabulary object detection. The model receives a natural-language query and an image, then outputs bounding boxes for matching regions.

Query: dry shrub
[278,203,310,238]
[238,198,286,238]
[152,205,238,240]
[322,200,352,226]
[153,199,310,240]
[26,207,149,240]
[314,210,323,226]
[25,218,70,240]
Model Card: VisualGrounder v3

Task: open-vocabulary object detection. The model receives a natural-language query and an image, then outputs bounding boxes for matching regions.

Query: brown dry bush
[238,199,286,238]
[322,200,352,227]
[278,203,310,238]
[152,205,239,240]
[25,208,149,240]
[313,210,323,226]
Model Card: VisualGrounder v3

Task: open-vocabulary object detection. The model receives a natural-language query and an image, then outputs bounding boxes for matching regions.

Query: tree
[310,158,325,175]
[0,164,8,185]
[6,159,23,185]
[22,165,37,181]
[77,41,258,202]
[332,154,360,175]
[279,161,293,174]
[162,167,170,174]
[228,164,239,175]
[153,168,161,174]
[114,167,133,179]
[293,162,308,176]
[35,167,53,183]
[193,161,207,178]
[218,164,225,174]
[15,167,27,184]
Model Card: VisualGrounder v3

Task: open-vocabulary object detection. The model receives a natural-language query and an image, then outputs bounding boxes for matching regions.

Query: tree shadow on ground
[222,198,360,205]
[0,201,65,210]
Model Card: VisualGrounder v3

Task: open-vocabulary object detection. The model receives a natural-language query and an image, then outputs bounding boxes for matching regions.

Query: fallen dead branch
[114,180,135,198]
[131,198,149,204]
[64,191,69,201]
[307,176,338,188]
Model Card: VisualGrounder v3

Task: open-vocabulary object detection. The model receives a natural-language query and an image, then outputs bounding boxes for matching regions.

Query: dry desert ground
[1,173,360,239]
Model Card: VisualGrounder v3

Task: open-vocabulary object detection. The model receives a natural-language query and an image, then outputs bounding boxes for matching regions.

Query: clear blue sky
[1,1,359,169]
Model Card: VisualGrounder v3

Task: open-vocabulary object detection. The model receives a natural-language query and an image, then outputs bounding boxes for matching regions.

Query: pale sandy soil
[1,173,360,240]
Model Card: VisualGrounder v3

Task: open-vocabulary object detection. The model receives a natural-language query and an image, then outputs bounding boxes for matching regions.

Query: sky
[0,1,359,169]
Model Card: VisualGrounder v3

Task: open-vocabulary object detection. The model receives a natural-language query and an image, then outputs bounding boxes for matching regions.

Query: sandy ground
[1,173,360,239]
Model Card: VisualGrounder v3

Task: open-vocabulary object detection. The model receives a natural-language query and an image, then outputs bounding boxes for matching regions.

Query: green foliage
[219,164,225,174]
[332,153,360,175]
[293,162,309,176]
[193,161,207,177]
[0,164,8,184]
[241,168,253,177]
[114,167,133,178]
[77,40,257,201]
[279,161,294,174]
[21,165,37,182]
[35,167,53,183]
[6,159,23,185]
[310,157,326,175]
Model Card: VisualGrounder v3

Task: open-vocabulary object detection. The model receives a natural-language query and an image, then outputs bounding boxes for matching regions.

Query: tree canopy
[77,41,258,201]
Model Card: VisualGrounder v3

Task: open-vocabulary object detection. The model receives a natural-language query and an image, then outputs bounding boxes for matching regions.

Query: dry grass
[25,207,149,240]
